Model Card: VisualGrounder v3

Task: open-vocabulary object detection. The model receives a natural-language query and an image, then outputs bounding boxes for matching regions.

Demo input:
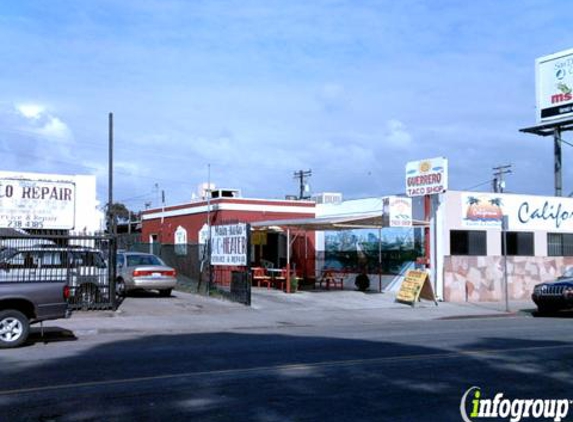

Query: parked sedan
[116,252,177,297]
[531,267,573,314]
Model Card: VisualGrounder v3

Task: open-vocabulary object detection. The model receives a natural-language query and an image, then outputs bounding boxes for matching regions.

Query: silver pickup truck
[0,280,71,348]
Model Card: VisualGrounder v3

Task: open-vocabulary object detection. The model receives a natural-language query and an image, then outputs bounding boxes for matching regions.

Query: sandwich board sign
[396,270,437,307]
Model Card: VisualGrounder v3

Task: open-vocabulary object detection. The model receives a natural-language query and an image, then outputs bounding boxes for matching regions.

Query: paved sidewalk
[51,288,536,339]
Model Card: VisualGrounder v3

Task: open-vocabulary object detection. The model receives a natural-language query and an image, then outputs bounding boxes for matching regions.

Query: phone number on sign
[6,220,44,229]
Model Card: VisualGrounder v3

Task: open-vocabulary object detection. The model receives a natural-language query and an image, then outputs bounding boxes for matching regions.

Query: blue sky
[0,0,571,210]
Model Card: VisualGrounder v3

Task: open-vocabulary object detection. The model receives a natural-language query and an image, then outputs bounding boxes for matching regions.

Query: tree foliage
[109,202,132,221]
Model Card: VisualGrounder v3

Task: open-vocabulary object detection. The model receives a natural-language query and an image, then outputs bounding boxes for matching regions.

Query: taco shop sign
[0,177,76,230]
[405,157,448,197]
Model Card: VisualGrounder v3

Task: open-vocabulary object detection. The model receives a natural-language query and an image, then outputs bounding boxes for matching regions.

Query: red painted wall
[141,198,316,278]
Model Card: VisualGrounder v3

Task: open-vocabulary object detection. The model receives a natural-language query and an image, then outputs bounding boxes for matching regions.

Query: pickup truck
[0,281,71,348]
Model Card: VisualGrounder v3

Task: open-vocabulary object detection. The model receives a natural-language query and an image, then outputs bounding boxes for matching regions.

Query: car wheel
[115,278,126,298]
[0,310,30,349]
[77,284,99,308]
[159,288,172,297]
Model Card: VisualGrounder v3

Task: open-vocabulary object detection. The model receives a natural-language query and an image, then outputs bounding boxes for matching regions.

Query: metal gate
[211,266,251,306]
[0,231,117,311]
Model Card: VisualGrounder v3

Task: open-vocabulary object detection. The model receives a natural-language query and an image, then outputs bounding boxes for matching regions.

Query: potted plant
[355,273,370,292]
[289,277,299,293]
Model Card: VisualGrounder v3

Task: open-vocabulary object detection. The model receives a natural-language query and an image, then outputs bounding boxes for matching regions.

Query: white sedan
[116,252,177,297]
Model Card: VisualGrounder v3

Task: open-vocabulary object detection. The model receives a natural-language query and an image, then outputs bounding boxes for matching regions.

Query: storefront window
[548,233,573,256]
[501,232,534,256]
[450,230,486,255]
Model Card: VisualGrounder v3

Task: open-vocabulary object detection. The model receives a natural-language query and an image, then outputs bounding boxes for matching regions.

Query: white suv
[0,246,108,306]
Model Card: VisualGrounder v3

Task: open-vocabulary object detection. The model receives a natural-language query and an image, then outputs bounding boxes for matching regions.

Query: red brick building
[141,195,317,278]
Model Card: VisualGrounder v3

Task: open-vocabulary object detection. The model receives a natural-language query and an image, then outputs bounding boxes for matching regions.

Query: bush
[289,277,299,293]
[355,273,370,292]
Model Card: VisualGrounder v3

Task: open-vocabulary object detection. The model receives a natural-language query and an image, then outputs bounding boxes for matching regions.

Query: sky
[0,0,571,211]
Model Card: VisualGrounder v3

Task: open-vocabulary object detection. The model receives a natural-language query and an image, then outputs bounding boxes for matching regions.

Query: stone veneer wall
[443,256,573,302]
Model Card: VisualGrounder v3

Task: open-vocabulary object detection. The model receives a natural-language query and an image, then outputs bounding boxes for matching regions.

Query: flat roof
[251,213,428,231]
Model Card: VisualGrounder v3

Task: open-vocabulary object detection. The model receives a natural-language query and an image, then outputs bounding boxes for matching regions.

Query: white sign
[0,178,76,230]
[210,223,248,266]
[536,48,573,122]
[383,196,412,227]
[405,157,448,197]
[461,192,573,232]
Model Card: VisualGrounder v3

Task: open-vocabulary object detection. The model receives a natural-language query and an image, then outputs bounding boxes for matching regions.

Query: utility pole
[293,169,312,199]
[492,164,512,193]
[107,112,116,235]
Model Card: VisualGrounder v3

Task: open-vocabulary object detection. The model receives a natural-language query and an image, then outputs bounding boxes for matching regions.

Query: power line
[461,179,496,191]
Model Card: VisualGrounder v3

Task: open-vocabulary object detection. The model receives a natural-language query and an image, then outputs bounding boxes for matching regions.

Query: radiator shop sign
[210,223,248,266]
[405,157,448,197]
[0,178,76,230]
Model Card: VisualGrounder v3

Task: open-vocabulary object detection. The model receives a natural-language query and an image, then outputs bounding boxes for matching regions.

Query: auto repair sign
[0,177,76,230]
[210,223,248,266]
[536,48,573,122]
[405,157,448,197]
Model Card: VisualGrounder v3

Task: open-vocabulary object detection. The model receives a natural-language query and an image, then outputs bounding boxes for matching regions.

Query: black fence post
[246,223,252,306]
[109,234,118,311]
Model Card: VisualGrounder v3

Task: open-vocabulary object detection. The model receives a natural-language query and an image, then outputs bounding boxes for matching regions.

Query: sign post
[502,215,510,313]
[405,157,448,300]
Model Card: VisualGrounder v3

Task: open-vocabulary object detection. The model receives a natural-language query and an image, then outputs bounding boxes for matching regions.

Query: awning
[251,213,429,231]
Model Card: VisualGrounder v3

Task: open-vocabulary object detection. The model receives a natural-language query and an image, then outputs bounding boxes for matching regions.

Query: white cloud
[385,119,412,148]
[16,103,45,119]
[14,103,73,142]
[37,116,73,141]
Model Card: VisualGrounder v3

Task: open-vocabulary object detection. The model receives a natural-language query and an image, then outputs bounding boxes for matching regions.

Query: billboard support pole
[520,121,573,196]
[554,127,562,197]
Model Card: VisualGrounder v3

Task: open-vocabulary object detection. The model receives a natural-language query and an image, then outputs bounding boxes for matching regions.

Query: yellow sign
[396,270,437,306]
[252,231,267,246]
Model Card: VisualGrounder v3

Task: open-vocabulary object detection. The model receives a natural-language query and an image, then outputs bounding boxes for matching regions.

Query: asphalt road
[0,313,572,421]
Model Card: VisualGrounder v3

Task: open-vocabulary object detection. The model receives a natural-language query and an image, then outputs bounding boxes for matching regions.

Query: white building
[312,190,573,302]
[436,190,573,302]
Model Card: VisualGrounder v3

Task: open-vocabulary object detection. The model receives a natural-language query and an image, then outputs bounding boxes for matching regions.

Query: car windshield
[0,248,16,262]
[126,254,164,267]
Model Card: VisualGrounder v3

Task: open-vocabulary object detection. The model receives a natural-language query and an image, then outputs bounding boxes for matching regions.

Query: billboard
[405,157,448,197]
[210,223,248,266]
[0,177,76,230]
[536,48,573,122]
